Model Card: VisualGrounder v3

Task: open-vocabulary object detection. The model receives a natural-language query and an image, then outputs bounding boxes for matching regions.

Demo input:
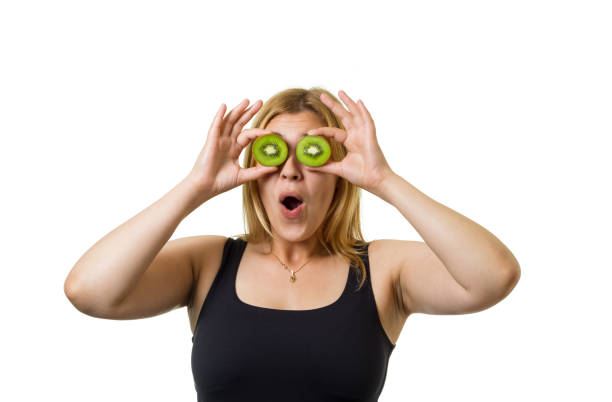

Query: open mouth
[281,196,303,211]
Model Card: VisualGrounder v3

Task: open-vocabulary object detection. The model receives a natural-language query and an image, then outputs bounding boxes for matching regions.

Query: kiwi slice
[253,134,288,166]
[296,135,331,167]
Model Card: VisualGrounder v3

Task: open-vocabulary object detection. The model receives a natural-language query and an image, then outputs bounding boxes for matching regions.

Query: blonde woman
[64,87,521,401]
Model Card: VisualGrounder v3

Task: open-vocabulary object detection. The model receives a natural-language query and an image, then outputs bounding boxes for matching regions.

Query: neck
[265,234,328,266]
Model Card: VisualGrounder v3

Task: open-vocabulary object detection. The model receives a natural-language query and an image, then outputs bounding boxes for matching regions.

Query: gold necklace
[270,252,313,283]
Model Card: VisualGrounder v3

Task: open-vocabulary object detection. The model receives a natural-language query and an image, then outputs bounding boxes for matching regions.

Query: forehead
[265,111,325,141]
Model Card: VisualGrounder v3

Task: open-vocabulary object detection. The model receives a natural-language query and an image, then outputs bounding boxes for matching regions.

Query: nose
[280,152,303,181]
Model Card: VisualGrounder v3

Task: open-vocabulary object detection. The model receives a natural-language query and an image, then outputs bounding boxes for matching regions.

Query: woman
[64,87,521,401]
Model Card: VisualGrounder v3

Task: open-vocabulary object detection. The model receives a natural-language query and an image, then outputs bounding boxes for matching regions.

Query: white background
[1,1,610,401]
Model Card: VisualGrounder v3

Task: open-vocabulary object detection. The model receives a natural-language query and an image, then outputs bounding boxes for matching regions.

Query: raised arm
[64,97,281,319]
[63,177,209,318]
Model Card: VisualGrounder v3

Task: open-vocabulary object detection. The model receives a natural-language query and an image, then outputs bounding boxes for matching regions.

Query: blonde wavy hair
[232,87,369,291]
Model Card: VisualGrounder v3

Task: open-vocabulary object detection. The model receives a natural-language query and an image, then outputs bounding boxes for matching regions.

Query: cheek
[257,179,275,204]
[311,178,337,204]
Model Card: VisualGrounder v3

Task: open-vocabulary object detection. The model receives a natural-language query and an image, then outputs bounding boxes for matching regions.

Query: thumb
[237,165,278,185]
[304,161,343,177]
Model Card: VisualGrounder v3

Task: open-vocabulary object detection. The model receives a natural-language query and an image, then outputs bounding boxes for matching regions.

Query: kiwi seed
[296,135,331,167]
[253,134,288,166]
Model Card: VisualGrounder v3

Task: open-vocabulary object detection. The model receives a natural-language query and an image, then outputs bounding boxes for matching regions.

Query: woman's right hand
[187,98,278,199]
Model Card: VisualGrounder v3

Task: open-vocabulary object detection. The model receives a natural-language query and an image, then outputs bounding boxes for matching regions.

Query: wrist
[371,169,400,202]
[176,175,215,218]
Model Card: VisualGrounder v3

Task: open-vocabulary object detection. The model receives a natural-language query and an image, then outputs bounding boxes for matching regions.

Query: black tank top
[191,237,396,401]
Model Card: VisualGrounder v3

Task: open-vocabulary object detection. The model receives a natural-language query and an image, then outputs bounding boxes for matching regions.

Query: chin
[271,224,314,242]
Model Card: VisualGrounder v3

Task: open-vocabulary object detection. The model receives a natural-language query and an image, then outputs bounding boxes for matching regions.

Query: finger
[231,99,262,140]
[356,99,374,127]
[236,99,262,127]
[306,127,347,144]
[237,165,278,185]
[236,128,276,148]
[208,103,227,139]
[222,98,250,137]
[319,92,352,123]
[338,90,361,120]
[304,160,343,177]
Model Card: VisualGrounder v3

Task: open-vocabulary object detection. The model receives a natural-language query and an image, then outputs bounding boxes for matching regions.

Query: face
[256,111,339,242]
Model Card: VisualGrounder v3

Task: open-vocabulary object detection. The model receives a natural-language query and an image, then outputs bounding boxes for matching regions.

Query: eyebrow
[272,132,309,139]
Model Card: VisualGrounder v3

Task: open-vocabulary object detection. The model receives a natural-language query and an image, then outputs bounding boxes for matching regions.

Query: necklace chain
[270,251,313,283]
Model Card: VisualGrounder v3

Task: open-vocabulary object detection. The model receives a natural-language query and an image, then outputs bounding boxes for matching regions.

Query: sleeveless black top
[191,237,396,401]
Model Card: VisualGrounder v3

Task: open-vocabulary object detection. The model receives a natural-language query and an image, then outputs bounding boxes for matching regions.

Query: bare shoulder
[368,238,424,316]
[368,238,423,274]
[184,235,229,283]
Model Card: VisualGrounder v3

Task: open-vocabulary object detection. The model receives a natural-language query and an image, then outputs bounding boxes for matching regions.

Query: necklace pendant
[290,271,296,283]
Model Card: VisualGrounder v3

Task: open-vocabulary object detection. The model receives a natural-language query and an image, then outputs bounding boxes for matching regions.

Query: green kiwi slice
[253,134,288,166]
[296,135,331,167]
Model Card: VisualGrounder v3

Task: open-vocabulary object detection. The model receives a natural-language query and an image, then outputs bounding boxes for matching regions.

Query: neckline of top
[232,238,352,313]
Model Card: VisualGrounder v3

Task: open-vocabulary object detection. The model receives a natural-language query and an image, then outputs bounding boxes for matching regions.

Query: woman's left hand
[305,90,394,194]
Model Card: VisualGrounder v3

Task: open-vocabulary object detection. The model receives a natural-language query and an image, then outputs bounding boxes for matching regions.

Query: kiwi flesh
[296,135,331,167]
[253,134,288,166]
